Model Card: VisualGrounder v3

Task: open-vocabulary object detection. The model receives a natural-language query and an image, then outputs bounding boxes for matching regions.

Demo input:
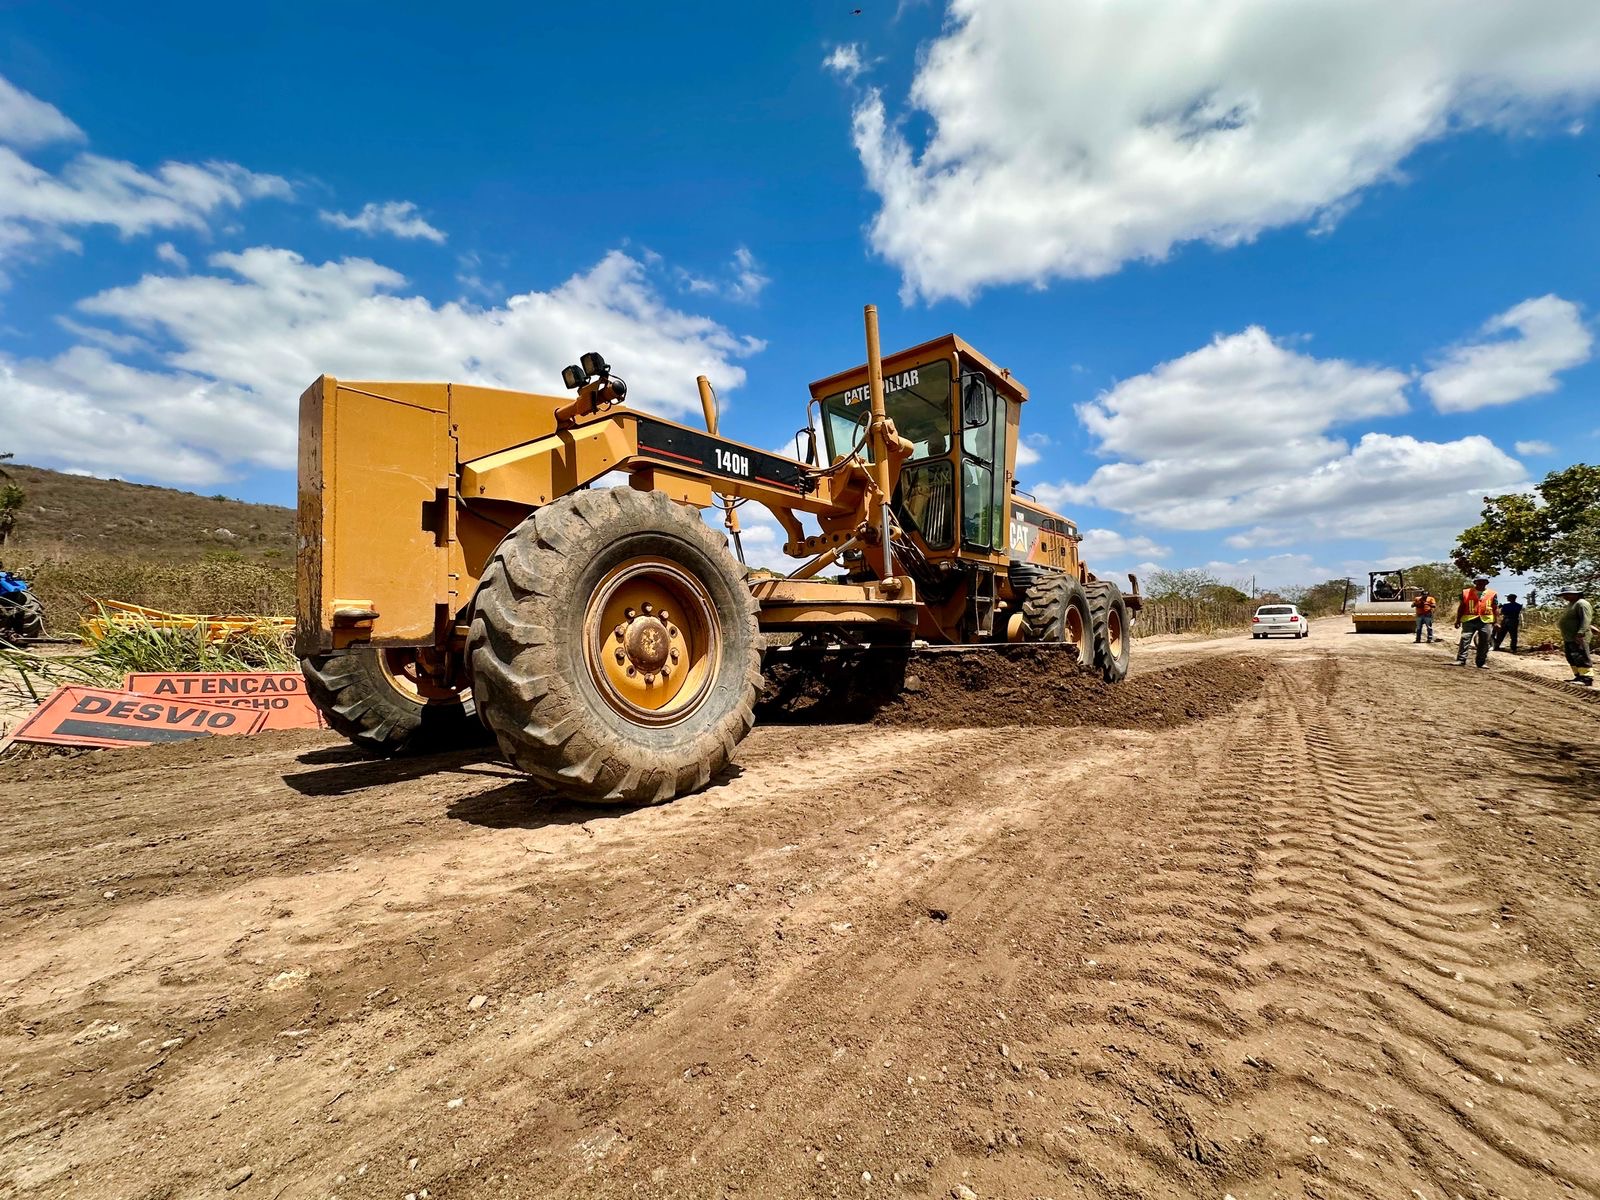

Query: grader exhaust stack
[296,304,1142,804]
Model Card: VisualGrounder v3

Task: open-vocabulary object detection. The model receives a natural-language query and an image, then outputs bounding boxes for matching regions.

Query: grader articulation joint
[296,305,1141,803]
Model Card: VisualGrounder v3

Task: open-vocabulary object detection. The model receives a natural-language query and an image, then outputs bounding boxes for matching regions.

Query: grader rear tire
[301,647,489,756]
[1086,579,1131,683]
[467,487,761,805]
[1019,570,1094,667]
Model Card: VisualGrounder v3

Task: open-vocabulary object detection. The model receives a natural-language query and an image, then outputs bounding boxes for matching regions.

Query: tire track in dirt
[976,683,1276,1196]
[943,655,1600,1199]
[1222,662,1600,1197]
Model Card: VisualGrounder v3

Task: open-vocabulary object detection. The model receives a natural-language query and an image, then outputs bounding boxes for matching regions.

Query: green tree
[1401,562,1466,606]
[1198,581,1249,604]
[1454,464,1600,593]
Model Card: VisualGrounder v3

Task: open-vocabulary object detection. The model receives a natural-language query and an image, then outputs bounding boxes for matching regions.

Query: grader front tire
[467,487,761,805]
[301,647,490,756]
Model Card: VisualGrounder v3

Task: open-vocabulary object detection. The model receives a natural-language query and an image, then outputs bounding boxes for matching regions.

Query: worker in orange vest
[1451,574,1498,668]
[1411,590,1437,643]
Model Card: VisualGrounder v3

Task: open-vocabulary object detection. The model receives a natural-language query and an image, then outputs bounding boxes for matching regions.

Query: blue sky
[3,1,1598,591]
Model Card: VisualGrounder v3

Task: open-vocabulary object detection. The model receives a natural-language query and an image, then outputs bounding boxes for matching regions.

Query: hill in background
[2,463,293,562]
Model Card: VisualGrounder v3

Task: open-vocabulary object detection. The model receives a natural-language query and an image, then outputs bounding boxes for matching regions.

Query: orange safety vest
[1414,594,1436,615]
[1461,587,1496,621]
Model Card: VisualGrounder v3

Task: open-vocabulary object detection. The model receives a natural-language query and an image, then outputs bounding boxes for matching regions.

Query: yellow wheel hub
[1105,606,1124,660]
[379,648,462,704]
[585,557,719,726]
[1064,605,1087,659]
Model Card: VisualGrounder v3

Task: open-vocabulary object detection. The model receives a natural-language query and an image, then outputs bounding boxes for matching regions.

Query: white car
[1252,604,1309,639]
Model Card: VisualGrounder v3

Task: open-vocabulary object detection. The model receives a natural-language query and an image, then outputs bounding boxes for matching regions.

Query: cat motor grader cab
[1349,568,1423,633]
[296,305,1140,804]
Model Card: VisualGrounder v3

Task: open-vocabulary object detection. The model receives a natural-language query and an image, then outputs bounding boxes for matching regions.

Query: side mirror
[962,375,991,429]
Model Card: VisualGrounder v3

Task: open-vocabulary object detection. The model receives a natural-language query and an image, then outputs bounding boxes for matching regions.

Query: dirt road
[2,620,1597,1199]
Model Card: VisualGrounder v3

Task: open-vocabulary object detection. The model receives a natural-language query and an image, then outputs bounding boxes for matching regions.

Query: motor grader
[296,305,1140,804]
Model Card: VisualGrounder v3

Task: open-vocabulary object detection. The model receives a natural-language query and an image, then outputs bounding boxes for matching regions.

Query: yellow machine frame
[296,307,1122,660]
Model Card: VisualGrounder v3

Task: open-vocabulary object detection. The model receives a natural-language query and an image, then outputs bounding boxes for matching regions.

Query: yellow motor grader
[296,306,1140,803]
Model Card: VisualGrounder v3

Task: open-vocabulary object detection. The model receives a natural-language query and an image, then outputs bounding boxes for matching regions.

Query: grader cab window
[959,370,1009,551]
[821,358,959,550]
[820,359,954,464]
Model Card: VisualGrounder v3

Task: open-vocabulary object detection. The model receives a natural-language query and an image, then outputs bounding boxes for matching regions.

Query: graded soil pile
[879,650,1272,729]
[760,645,1271,730]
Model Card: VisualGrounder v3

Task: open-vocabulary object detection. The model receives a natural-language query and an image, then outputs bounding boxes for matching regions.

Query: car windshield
[820,359,953,463]
[1257,606,1293,615]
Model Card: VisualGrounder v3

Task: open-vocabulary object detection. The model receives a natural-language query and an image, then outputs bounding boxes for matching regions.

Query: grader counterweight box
[297,306,1140,803]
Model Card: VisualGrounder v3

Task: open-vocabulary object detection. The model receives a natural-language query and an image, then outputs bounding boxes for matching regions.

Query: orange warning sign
[5,686,268,750]
[122,671,324,731]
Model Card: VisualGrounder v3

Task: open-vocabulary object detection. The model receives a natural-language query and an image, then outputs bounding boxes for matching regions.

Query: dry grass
[1134,598,1256,638]
[1,463,293,560]
[1510,607,1597,651]
[10,552,293,631]
[1,607,296,733]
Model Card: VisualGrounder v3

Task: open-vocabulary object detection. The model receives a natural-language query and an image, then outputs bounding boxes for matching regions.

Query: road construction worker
[1493,593,1523,654]
[1451,575,1498,668]
[1412,591,1437,643]
[1556,586,1593,688]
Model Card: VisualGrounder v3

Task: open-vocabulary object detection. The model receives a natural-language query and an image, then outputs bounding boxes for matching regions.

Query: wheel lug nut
[670,648,679,663]
[614,649,625,664]
[657,609,669,621]
[625,607,636,619]
[614,626,624,641]
[643,673,656,685]
[642,602,653,615]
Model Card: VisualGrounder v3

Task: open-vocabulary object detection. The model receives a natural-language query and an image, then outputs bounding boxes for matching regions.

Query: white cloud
[155,241,187,270]
[1202,553,1334,592]
[823,44,867,82]
[0,74,290,278]
[0,75,83,146]
[1014,440,1039,467]
[675,246,770,304]
[1077,528,1170,564]
[1038,326,1409,519]
[1514,439,1555,455]
[0,347,259,485]
[319,199,446,244]
[4,248,762,485]
[1079,327,1408,461]
[729,246,769,302]
[1223,526,1297,550]
[1037,325,1528,554]
[0,150,290,260]
[849,1,1600,300]
[52,316,148,354]
[1420,295,1592,412]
